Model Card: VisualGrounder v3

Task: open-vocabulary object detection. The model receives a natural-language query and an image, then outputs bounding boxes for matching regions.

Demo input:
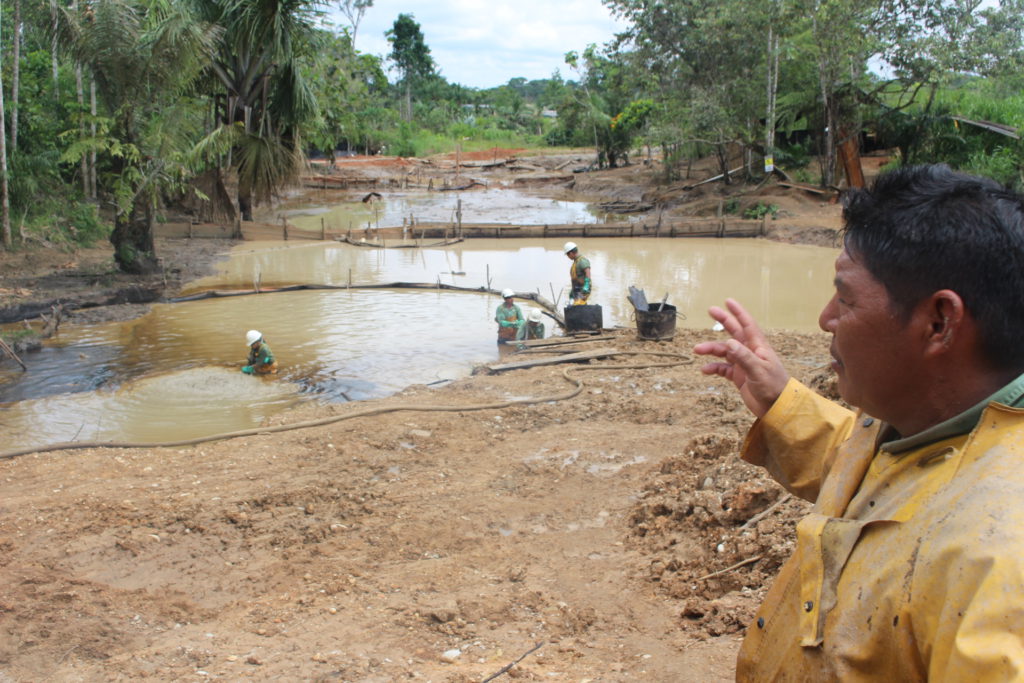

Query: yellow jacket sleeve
[741,377,858,502]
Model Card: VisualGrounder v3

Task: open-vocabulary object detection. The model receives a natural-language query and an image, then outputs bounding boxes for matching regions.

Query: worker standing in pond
[242,330,278,375]
[516,309,546,346]
[494,289,523,345]
[564,242,591,305]
[694,164,1024,680]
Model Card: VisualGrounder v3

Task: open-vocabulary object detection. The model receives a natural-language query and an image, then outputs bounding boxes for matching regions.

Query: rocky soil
[0,149,855,681]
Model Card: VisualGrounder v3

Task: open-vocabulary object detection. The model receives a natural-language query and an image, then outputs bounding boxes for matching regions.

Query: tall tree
[385,13,433,122]
[338,0,371,48]
[58,0,216,272]
[606,0,776,179]
[1,3,12,248]
[190,0,323,221]
[11,0,21,152]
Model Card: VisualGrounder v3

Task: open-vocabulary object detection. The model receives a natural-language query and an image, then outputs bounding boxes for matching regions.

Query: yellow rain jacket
[737,378,1024,681]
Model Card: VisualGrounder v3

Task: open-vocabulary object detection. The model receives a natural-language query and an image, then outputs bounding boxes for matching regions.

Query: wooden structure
[155,215,770,243]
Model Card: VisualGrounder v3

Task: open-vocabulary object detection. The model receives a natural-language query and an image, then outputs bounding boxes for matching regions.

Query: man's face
[565,249,576,260]
[818,247,923,422]
[504,296,513,305]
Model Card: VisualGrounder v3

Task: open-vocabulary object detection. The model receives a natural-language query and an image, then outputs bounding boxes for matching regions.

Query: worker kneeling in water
[242,329,278,375]
[516,309,545,347]
[494,288,524,345]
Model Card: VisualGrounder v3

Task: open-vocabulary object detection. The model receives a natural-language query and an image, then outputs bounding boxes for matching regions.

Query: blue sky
[327,0,630,89]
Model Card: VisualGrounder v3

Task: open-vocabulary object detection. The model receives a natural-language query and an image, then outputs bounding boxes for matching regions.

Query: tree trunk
[109,201,159,274]
[11,0,20,152]
[90,78,97,199]
[818,63,836,188]
[403,79,412,122]
[76,62,88,195]
[716,145,730,185]
[51,5,59,98]
[0,6,12,248]
[764,26,779,174]
[238,187,254,222]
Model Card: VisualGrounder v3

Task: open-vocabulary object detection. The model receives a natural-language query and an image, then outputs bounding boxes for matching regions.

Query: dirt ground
[0,150,854,681]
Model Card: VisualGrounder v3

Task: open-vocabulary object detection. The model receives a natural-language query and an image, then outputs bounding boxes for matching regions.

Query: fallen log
[435,181,486,192]
[777,181,839,196]
[515,335,610,349]
[681,165,745,190]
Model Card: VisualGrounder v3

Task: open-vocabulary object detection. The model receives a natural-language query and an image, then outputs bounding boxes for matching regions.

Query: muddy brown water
[1,219,838,452]
[277,186,636,229]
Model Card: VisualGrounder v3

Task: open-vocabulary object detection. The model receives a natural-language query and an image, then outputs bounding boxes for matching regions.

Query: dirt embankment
[0,152,847,681]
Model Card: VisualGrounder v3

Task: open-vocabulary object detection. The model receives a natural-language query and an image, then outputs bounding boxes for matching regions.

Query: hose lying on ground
[0,351,693,461]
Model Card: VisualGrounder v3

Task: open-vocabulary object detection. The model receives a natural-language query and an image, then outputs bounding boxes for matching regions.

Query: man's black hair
[842,163,1024,371]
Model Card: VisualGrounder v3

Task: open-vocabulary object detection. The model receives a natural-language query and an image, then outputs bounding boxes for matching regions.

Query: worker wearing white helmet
[242,330,278,375]
[516,308,546,346]
[563,242,592,305]
[494,288,524,344]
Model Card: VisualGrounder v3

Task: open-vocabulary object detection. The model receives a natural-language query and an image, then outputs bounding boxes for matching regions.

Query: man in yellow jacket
[694,164,1024,680]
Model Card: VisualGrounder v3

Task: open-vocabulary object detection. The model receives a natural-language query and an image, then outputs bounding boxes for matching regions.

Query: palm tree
[189,0,322,221]
[57,0,217,273]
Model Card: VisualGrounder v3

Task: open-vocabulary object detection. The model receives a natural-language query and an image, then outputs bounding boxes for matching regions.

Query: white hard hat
[246,329,262,345]
[564,241,578,253]
[501,288,515,298]
[528,309,543,323]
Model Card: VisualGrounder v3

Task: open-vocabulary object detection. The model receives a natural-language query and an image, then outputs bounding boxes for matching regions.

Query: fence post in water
[457,199,463,236]
[348,268,351,289]
[282,217,288,240]
[486,264,491,291]
[321,217,326,240]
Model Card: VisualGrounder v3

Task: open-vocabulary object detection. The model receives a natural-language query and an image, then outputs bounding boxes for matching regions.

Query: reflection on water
[0,289,537,451]
[2,234,839,452]
[189,237,839,331]
[1,367,305,447]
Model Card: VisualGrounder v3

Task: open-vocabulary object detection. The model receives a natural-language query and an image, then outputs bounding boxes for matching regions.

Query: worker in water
[516,308,546,346]
[494,288,524,345]
[242,329,278,375]
[564,241,591,305]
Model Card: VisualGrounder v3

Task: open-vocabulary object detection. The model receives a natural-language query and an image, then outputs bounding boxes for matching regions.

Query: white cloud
[334,0,629,88]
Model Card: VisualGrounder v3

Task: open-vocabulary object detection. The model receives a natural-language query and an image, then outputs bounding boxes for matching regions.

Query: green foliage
[66,203,111,247]
[18,200,111,249]
[775,139,812,169]
[386,13,435,81]
[743,202,779,220]
[964,146,1024,189]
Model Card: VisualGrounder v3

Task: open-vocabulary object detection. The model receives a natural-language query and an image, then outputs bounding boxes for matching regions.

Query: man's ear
[921,290,966,353]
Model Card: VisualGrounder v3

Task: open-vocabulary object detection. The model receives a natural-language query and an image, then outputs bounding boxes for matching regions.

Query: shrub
[743,202,778,220]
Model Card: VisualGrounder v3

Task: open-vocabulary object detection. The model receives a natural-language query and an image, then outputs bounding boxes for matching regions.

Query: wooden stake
[0,337,27,371]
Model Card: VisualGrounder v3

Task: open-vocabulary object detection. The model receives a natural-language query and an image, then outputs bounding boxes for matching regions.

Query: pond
[1,193,838,453]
